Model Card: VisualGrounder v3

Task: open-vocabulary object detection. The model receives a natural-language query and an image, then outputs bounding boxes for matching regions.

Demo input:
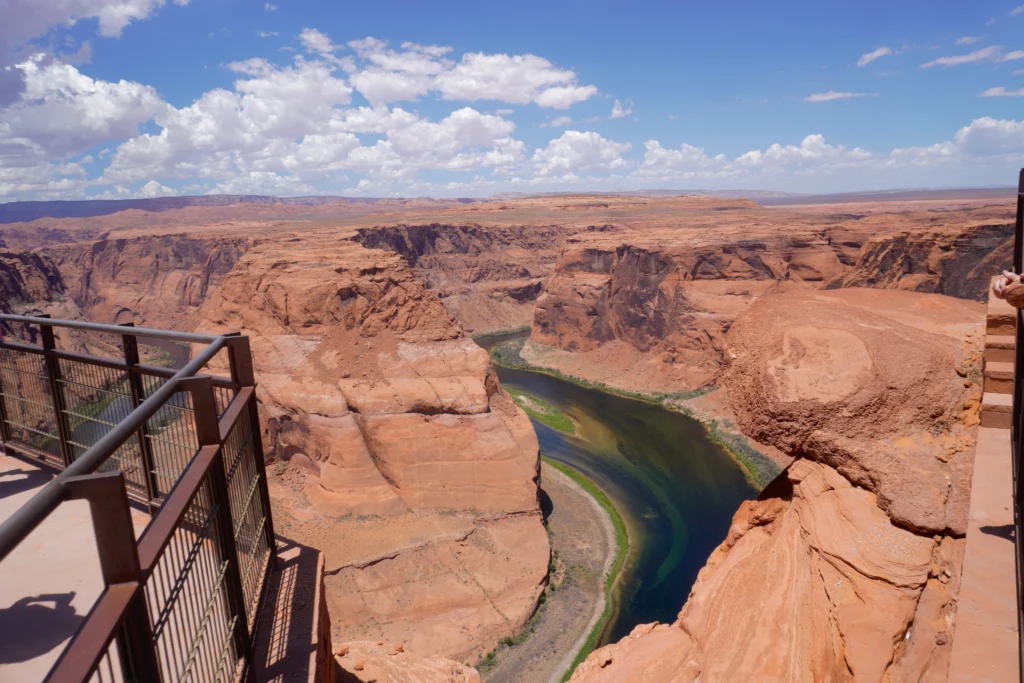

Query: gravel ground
[481,461,615,683]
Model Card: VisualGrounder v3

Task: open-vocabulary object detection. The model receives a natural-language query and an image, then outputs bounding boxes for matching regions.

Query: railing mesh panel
[57,357,148,498]
[222,402,271,626]
[143,474,241,683]
[139,374,201,498]
[0,347,62,466]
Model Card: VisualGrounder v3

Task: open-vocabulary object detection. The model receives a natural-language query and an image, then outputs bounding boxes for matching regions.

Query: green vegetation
[64,385,124,431]
[707,419,781,488]
[470,324,531,340]
[493,337,782,490]
[542,457,629,682]
[506,387,576,435]
[473,457,629,680]
[475,574,550,671]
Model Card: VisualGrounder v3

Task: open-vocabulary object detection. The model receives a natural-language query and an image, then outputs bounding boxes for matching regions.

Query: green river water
[475,332,756,646]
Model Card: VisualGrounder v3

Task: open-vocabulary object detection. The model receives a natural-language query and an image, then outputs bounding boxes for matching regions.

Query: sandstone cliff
[41,235,247,331]
[354,223,575,335]
[334,641,481,682]
[569,288,983,683]
[7,219,550,666]
[0,250,88,349]
[827,222,1013,300]
[524,204,1010,397]
[193,234,548,663]
[528,227,846,392]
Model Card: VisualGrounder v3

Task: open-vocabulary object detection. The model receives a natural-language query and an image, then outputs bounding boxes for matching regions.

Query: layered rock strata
[526,208,1010,397]
[42,235,247,330]
[354,223,576,335]
[334,641,481,682]
[570,288,983,683]
[195,234,547,663]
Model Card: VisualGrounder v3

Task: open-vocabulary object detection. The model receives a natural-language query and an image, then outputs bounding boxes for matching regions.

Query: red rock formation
[354,223,575,335]
[334,641,481,682]
[524,203,1010,398]
[42,235,247,330]
[570,288,983,683]
[194,233,547,662]
[827,222,1013,300]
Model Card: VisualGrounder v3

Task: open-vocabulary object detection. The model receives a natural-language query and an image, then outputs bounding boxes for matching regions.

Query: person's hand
[994,271,1020,299]
[995,270,1024,307]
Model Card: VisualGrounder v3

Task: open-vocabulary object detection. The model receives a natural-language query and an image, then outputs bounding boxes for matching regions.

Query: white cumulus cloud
[610,99,633,119]
[532,130,631,175]
[0,54,166,165]
[434,52,597,108]
[981,86,1024,97]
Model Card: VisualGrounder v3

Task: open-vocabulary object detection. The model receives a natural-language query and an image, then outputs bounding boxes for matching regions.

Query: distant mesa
[0,186,1015,223]
[0,194,480,224]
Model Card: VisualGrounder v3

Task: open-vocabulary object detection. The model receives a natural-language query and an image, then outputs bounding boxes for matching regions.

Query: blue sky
[2,0,1024,200]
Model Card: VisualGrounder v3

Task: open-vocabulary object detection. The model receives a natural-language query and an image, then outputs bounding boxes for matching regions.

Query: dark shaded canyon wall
[38,235,248,330]
[826,222,1014,300]
[354,223,577,333]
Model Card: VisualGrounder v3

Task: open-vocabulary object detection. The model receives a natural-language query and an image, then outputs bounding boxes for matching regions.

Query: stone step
[981,409,1013,429]
[987,315,1016,337]
[981,392,1013,429]
[985,335,1016,364]
[987,280,1017,335]
[984,361,1015,394]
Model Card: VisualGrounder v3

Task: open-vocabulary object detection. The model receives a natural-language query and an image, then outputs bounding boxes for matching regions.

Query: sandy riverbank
[481,461,622,683]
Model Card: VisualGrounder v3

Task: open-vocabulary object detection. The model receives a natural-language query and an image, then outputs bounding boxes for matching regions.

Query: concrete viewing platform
[0,451,332,683]
[948,283,1021,682]
[0,453,150,681]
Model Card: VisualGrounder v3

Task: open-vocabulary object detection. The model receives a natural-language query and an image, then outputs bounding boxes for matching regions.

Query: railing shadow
[253,536,323,683]
[981,523,1016,542]
[0,592,83,664]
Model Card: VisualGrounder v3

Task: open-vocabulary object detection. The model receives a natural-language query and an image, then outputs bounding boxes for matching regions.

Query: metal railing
[1011,168,1024,682]
[0,315,276,682]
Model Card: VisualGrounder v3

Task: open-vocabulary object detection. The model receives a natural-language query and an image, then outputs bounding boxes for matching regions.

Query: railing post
[119,323,160,508]
[39,316,74,466]
[181,375,256,680]
[0,339,12,448]
[225,335,277,569]
[61,471,161,683]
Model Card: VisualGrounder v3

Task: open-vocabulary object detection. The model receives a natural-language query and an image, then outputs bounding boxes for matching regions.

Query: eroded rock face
[827,222,1013,300]
[570,288,982,683]
[42,235,247,330]
[334,641,481,682]
[724,289,982,535]
[526,204,1010,397]
[529,229,846,392]
[195,234,547,661]
[354,223,575,335]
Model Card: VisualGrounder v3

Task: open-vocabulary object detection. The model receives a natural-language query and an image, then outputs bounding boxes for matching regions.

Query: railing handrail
[0,314,275,682]
[0,314,233,562]
[0,313,223,344]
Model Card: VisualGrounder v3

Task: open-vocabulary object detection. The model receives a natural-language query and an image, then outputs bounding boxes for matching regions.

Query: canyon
[569,288,983,682]
[0,191,1012,682]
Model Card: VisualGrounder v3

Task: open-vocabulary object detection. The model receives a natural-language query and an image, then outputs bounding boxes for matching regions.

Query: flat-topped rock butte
[0,191,1013,682]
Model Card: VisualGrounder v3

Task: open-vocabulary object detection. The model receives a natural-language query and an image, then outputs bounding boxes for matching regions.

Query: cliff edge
[570,288,983,683]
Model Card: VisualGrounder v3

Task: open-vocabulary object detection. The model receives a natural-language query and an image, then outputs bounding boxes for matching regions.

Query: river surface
[475,332,756,645]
